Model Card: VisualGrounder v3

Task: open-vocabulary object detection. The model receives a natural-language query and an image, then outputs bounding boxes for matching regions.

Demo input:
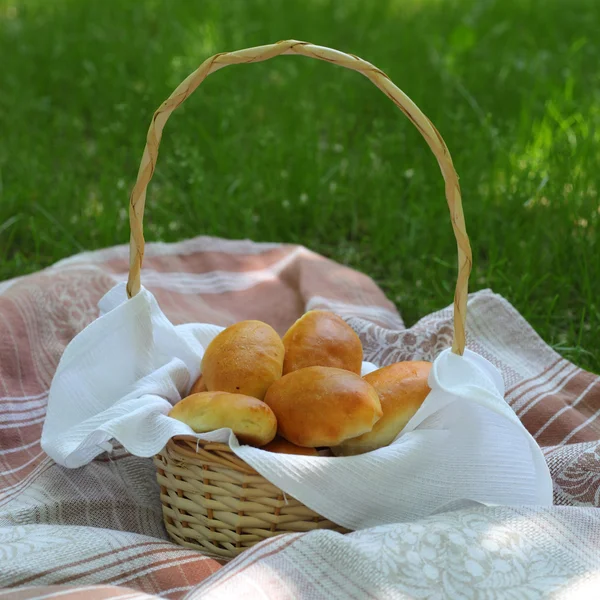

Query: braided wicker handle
[127,40,472,355]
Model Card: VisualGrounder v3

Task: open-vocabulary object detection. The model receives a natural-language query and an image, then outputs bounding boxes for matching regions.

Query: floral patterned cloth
[1,236,599,599]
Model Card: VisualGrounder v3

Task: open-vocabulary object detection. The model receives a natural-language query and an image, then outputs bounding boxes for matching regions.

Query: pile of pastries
[169,310,431,456]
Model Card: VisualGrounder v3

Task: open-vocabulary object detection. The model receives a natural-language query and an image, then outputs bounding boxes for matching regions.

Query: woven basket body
[128,40,472,557]
[154,439,346,558]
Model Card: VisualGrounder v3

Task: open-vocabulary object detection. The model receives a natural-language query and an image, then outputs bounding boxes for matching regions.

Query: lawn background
[1,0,598,373]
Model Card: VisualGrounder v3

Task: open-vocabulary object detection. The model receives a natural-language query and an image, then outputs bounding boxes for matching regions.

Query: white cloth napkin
[41,283,553,530]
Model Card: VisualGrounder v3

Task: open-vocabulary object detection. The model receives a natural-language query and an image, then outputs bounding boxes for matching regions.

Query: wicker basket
[126,40,472,558]
[154,438,346,558]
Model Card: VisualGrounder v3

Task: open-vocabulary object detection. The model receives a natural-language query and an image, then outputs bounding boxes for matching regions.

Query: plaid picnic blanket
[1,237,599,599]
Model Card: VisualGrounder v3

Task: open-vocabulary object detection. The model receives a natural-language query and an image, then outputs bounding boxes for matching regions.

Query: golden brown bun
[282,310,363,375]
[169,391,277,447]
[189,374,207,394]
[264,366,382,447]
[332,361,431,456]
[202,320,284,400]
[262,437,319,456]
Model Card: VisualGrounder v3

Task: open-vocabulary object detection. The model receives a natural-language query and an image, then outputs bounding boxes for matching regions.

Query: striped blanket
[1,237,599,599]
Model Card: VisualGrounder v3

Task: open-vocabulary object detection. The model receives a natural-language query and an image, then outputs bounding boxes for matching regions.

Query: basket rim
[168,436,234,456]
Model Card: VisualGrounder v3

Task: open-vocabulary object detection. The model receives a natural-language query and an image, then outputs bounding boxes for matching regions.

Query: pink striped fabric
[1,236,598,599]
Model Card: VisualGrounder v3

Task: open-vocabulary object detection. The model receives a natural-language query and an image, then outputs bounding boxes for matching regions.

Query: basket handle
[126,40,472,355]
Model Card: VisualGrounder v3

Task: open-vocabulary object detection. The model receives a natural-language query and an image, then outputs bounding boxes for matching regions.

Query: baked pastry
[189,374,207,394]
[332,361,431,455]
[262,437,319,456]
[201,320,284,400]
[282,310,363,375]
[264,366,382,447]
[169,391,277,446]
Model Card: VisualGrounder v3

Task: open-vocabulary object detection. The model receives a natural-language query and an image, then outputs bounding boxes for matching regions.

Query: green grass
[1,0,598,372]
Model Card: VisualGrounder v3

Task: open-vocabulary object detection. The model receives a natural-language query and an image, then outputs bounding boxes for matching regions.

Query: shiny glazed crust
[264,366,382,447]
[332,361,431,455]
[201,320,285,400]
[169,391,277,446]
[282,311,363,375]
